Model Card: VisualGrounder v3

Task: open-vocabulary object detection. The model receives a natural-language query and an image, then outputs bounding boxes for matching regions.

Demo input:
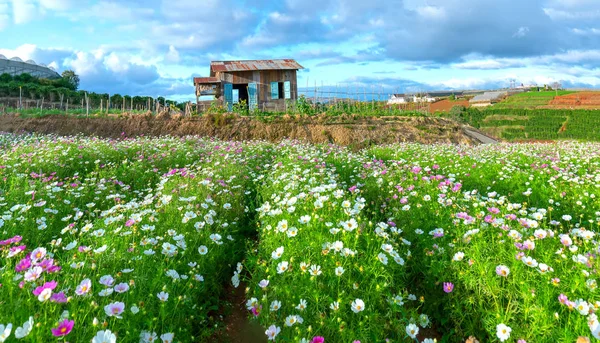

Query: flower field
[0,134,599,343]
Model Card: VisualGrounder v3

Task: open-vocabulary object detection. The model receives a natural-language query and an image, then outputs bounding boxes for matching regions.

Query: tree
[0,73,12,83]
[61,70,80,91]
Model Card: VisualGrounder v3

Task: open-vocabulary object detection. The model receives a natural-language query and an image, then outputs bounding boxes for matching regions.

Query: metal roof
[470,91,505,102]
[0,57,61,79]
[193,77,220,84]
[210,59,304,72]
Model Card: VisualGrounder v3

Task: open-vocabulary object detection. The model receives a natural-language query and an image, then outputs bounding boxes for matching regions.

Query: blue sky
[1,0,600,100]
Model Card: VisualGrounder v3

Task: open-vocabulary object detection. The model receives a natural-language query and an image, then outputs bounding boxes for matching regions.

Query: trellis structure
[0,55,61,79]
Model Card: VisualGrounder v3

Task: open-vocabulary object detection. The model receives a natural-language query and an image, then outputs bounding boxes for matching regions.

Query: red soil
[429,99,470,113]
[548,92,600,108]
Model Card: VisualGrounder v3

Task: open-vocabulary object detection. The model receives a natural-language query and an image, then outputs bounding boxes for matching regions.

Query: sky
[1,0,600,101]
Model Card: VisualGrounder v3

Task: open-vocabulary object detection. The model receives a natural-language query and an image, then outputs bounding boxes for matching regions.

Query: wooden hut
[194,59,304,112]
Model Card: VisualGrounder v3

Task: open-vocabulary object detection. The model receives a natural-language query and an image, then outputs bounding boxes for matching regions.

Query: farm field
[548,92,600,109]
[453,108,600,141]
[429,99,470,113]
[494,91,574,109]
[1,134,600,342]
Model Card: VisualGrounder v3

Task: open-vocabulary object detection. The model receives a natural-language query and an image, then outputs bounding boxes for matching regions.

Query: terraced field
[459,108,600,141]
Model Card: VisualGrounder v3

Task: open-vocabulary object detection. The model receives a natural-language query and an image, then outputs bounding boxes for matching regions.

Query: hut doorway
[233,84,249,106]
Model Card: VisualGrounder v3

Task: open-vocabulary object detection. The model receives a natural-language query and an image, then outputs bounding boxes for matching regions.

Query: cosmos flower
[160,332,174,343]
[265,325,281,341]
[496,323,511,342]
[351,299,365,313]
[14,317,33,339]
[51,319,74,337]
[75,278,92,296]
[496,265,510,277]
[405,323,419,338]
[0,324,12,342]
[104,302,125,318]
[157,291,169,302]
[92,330,116,343]
[443,282,454,293]
[277,261,289,274]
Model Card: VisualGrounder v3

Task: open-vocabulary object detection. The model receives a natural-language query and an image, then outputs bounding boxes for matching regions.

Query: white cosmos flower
[270,300,281,312]
[14,317,33,339]
[351,298,365,313]
[271,247,284,260]
[452,252,465,261]
[296,299,307,311]
[496,323,511,342]
[0,323,12,342]
[38,288,52,302]
[335,266,345,276]
[198,245,208,255]
[276,261,289,274]
[92,330,116,343]
[157,291,169,302]
[160,333,174,343]
[405,323,419,339]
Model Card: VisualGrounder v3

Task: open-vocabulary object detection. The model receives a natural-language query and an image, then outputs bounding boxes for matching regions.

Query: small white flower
[496,323,511,342]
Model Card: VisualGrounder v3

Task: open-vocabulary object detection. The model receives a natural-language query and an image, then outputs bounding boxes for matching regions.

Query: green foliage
[60,70,80,90]
[453,107,600,141]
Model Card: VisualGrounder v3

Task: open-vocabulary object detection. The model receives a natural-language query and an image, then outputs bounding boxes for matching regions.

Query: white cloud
[0,43,38,60]
[0,1,9,31]
[11,0,37,24]
[543,7,600,20]
[416,6,446,20]
[164,45,180,63]
[39,0,74,10]
[513,26,529,38]
[572,27,600,35]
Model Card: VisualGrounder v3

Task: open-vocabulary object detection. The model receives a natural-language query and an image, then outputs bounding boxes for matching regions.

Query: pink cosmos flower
[251,305,262,317]
[114,283,129,293]
[15,258,31,272]
[558,294,568,305]
[99,275,115,287]
[443,282,454,293]
[33,280,57,296]
[75,279,92,296]
[7,245,26,258]
[312,337,325,343]
[51,319,74,337]
[104,302,125,318]
[50,292,68,303]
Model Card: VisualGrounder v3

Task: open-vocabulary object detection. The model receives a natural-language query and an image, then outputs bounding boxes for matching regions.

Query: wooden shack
[194,59,304,112]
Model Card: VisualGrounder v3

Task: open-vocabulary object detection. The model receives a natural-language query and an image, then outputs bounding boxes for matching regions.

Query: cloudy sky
[1,0,600,100]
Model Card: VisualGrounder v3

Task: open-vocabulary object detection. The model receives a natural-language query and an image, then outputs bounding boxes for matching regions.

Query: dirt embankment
[0,113,483,146]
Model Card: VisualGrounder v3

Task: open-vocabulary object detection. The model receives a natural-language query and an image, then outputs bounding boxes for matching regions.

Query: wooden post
[19,86,22,110]
[100,99,103,113]
[85,92,89,117]
[59,93,64,110]
[66,98,69,115]
[122,97,125,113]
[107,94,110,114]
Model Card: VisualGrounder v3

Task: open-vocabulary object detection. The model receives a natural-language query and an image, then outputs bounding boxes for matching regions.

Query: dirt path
[463,127,499,144]
[214,283,267,343]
